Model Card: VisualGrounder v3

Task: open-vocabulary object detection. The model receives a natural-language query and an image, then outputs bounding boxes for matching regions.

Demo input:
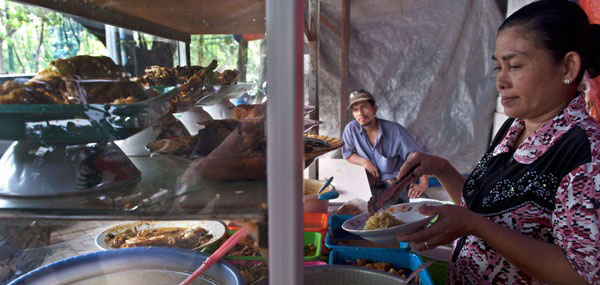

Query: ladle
[317,177,339,200]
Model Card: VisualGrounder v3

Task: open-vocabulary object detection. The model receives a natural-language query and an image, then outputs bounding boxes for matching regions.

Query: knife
[367,167,416,214]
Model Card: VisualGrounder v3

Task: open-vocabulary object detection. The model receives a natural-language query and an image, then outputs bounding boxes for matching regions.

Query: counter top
[314,158,372,204]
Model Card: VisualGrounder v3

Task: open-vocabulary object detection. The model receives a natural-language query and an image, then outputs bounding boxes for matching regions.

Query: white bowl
[202,100,234,120]
[95,220,225,251]
[114,123,162,156]
[173,107,213,135]
[342,201,442,243]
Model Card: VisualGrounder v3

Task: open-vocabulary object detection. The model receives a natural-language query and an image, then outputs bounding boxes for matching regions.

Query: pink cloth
[451,95,600,284]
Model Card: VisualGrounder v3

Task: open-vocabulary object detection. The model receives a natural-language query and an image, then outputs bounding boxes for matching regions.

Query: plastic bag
[584,74,600,122]
[334,198,368,216]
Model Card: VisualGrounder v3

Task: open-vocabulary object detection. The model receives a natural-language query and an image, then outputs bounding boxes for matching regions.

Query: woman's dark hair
[499,0,600,80]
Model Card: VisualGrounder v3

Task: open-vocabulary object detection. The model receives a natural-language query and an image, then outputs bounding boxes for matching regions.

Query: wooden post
[340,0,350,139]
[177,41,190,66]
[307,0,320,179]
[259,39,267,88]
[237,37,248,82]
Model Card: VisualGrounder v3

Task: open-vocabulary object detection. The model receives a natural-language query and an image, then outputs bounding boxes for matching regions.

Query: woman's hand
[396,204,483,251]
[399,152,465,204]
[399,152,450,179]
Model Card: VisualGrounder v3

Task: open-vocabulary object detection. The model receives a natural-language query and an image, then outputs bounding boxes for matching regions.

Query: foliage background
[0,0,263,85]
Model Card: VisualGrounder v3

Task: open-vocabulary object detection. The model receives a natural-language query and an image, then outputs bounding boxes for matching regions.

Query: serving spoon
[179,227,250,285]
[317,177,339,200]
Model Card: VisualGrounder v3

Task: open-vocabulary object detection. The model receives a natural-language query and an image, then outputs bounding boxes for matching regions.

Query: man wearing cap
[342,89,428,200]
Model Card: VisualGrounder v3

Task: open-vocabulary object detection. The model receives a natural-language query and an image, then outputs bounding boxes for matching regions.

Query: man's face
[351,101,377,126]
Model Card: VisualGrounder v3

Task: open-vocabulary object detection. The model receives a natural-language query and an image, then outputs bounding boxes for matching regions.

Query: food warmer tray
[0,88,176,197]
[0,87,177,144]
[0,155,268,223]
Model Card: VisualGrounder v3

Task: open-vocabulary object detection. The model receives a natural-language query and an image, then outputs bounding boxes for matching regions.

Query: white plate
[342,201,443,244]
[95,220,225,251]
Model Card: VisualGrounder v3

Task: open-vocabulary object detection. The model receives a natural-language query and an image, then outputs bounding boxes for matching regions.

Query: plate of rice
[342,201,442,243]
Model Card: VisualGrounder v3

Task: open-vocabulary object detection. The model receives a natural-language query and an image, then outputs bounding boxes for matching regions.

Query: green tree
[0,0,28,73]
[190,35,264,86]
[1,0,106,75]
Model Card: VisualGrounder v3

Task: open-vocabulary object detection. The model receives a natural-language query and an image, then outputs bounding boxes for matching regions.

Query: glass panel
[0,1,277,283]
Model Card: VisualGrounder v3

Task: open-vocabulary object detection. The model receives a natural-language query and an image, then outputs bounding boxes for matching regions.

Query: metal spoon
[401,260,435,284]
[179,227,250,285]
[317,177,334,195]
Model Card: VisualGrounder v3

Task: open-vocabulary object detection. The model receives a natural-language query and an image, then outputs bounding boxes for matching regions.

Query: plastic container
[304,212,328,236]
[228,212,327,236]
[325,215,409,251]
[421,256,449,285]
[304,178,336,213]
[427,177,441,187]
[253,265,408,285]
[229,260,328,267]
[224,231,322,261]
[329,249,434,285]
[229,260,329,284]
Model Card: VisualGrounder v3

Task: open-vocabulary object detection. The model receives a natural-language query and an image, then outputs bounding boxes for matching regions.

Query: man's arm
[408,175,429,198]
[346,153,380,180]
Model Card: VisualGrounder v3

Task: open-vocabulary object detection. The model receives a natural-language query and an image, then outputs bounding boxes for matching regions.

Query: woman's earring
[563,79,571,84]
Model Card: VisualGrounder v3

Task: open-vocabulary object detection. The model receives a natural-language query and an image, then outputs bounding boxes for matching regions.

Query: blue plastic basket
[329,249,434,285]
[427,177,441,187]
[325,215,410,251]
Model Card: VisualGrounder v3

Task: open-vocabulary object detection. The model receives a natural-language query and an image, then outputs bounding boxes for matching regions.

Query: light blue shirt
[342,118,422,181]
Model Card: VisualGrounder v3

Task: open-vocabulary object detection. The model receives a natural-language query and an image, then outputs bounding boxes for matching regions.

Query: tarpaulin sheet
[580,0,600,122]
[317,0,503,173]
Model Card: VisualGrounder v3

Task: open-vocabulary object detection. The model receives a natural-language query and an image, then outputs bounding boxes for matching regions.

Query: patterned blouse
[449,95,600,284]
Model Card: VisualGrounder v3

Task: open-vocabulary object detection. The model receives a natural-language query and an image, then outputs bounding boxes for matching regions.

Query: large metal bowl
[253,265,407,284]
[8,247,245,285]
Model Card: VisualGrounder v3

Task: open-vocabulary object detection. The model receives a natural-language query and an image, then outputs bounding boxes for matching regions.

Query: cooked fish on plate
[95,220,225,251]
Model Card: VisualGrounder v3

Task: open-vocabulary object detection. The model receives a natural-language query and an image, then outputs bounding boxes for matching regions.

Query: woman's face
[493,27,570,121]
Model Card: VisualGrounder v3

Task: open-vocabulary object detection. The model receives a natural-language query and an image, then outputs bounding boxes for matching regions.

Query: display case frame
[0,0,304,284]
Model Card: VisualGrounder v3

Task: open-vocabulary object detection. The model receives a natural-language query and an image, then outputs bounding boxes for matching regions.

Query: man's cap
[348,89,375,110]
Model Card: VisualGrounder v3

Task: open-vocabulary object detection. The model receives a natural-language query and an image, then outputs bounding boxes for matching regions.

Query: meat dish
[0,55,153,105]
[104,226,213,249]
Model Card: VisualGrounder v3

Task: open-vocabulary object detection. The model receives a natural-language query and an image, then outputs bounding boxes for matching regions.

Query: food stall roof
[13,0,265,42]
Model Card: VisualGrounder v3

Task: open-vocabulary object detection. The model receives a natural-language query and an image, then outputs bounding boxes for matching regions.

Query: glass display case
[0,0,310,284]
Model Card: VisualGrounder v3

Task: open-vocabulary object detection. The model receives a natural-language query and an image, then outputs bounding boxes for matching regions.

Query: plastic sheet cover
[317,0,503,173]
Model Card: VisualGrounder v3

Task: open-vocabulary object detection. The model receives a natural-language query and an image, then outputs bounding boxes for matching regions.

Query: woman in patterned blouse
[396,1,600,284]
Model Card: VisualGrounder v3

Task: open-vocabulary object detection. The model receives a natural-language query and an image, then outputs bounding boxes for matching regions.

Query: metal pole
[267,0,305,284]
[307,0,320,180]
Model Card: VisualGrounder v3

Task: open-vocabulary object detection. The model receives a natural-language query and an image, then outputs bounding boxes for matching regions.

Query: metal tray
[0,87,176,144]
[7,247,244,285]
